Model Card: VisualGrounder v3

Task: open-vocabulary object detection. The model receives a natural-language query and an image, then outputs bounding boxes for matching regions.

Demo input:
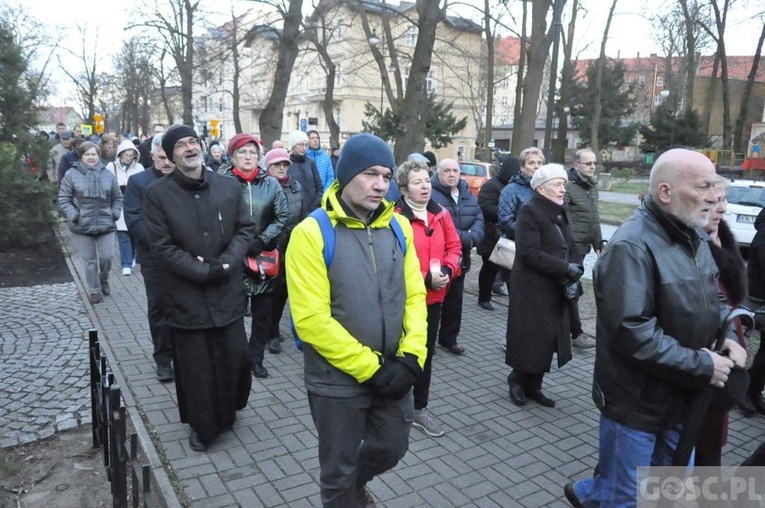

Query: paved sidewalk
[5,223,765,507]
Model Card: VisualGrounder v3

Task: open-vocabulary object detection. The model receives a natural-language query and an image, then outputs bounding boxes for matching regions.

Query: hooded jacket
[564,167,603,256]
[498,172,533,239]
[58,161,122,236]
[430,174,485,272]
[285,181,428,397]
[106,140,144,231]
[592,195,720,432]
[123,167,165,266]
[477,156,519,256]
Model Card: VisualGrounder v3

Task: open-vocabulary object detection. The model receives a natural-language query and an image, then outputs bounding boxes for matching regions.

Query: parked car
[459,161,492,197]
[725,179,765,247]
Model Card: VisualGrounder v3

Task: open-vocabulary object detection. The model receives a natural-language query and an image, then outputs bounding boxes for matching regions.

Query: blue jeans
[573,414,692,508]
[117,231,134,269]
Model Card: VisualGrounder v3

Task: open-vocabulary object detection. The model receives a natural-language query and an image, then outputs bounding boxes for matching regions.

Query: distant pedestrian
[563,149,603,349]
[143,125,256,452]
[288,130,323,210]
[106,140,144,275]
[58,141,122,304]
[430,158,484,355]
[49,130,73,183]
[306,130,334,193]
[123,133,176,382]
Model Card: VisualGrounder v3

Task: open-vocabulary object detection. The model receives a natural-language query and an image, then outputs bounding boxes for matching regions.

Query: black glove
[367,354,422,399]
[206,260,228,283]
[565,263,583,282]
[248,238,266,257]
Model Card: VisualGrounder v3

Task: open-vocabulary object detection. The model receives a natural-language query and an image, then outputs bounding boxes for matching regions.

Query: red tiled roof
[573,54,765,82]
[38,106,79,124]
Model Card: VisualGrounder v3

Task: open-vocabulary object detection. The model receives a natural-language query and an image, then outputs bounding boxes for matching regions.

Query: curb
[55,222,181,508]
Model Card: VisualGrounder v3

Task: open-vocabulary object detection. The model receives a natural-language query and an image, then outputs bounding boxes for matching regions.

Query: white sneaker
[122,267,132,276]
[413,407,445,437]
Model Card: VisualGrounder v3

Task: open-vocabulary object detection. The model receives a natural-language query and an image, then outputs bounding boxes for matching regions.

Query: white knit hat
[289,130,309,150]
[530,163,568,189]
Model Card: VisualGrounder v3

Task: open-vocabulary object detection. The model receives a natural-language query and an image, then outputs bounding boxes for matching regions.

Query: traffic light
[209,119,220,139]
[93,114,104,134]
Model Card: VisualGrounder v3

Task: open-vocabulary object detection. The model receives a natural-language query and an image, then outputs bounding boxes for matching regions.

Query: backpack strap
[389,215,407,255]
[309,208,336,268]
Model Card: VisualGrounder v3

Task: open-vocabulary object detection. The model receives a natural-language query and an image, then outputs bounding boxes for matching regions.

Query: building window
[638,74,646,85]
[219,98,223,112]
[201,96,208,112]
[656,75,664,87]
[501,96,508,107]
[335,63,342,87]
[500,115,508,124]
[457,145,466,159]
[426,70,434,93]
[502,77,510,89]
[336,24,345,41]
[405,27,417,47]
[336,107,342,130]
[404,66,410,90]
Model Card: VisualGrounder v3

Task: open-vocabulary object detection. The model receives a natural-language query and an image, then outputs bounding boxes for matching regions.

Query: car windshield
[460,164,487,177]
[727,185,765,208]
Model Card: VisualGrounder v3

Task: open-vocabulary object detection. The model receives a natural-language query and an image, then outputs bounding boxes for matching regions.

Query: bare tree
[112,38,156,135]
[130,0,201,126]
[699,0,733,148]
[256,0,304,147]
[589,0,618,159]
[58,26,102,124]
[511,0,554,154]
[733,23,765,153]
[553,0,580,162]
[512,0,528,150]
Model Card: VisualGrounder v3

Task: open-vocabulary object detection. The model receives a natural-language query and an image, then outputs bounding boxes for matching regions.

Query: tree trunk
[554,0,578,163]
[512,1,527,153]
[322,63,341,149]
[733,23,765,154]
[701,48,720,137]
[482,0,494,162]
[258,0,303,148]
[678,0,697,114]
[589,0,618,160]
[394,0,445,162]
[711,0,731,149]
[180,0,195,126]
[511,0,553,155]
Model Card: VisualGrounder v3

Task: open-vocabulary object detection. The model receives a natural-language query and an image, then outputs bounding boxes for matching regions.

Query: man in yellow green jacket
[286,133,427,507]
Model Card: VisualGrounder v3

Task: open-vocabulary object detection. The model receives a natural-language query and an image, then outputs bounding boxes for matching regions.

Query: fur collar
[709,219,747,305]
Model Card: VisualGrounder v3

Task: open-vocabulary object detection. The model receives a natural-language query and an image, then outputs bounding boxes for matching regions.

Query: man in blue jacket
[430,158,484,355]
[306,130,334,193]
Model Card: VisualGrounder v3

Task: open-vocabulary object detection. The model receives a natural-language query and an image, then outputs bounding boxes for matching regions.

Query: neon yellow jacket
[286,181,427,395]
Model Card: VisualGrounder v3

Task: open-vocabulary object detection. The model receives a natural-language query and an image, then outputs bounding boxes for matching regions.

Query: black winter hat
[161,125,198,162]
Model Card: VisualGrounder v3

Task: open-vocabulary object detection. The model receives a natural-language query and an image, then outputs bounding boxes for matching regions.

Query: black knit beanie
[161,125,198,162]
[336,133,395,188]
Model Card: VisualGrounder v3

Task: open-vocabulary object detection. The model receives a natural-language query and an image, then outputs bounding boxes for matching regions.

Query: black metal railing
[89,329,153,508]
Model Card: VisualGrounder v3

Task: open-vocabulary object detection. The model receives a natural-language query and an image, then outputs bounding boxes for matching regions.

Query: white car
[724,179,765,247]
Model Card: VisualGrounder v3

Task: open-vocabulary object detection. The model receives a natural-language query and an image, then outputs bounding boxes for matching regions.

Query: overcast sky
[16,0,765,107]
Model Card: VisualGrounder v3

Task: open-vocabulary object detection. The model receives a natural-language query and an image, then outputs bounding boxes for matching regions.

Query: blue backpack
[291,208,407,350]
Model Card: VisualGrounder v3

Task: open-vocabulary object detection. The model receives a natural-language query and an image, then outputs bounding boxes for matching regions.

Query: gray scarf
[77,161,107,199]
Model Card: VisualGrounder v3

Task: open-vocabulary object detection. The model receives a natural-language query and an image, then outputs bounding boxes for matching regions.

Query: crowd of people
[50,119,765,507]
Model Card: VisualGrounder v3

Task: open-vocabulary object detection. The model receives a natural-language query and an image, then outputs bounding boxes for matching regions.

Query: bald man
[565,149,742,507]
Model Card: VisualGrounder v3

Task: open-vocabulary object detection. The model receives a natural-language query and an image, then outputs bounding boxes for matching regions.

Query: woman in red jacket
[395,160,462,437]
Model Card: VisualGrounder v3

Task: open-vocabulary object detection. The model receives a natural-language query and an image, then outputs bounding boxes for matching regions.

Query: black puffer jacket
[592,195,720,433]
[564,167,603,257]
[288,153,323,211]
[275,174,309,254]
[477,156,519,256]
[430,174,484,271]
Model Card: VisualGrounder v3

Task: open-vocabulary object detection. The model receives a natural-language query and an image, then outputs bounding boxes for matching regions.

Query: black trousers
[510,370,545,392]
[413,303,441,410]
[248,292,275,366]
[568,249,587,339]
[438,273,465,347]
[269,276,288,339]
[750,331,765,394]
[140,263,173,367]
[478,255,509,303]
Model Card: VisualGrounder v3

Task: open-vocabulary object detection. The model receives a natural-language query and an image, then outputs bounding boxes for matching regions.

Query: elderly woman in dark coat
[505,164,583,408]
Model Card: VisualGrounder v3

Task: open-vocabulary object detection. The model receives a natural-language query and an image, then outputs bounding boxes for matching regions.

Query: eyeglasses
[235,149,259,158]
[577,161,596,166]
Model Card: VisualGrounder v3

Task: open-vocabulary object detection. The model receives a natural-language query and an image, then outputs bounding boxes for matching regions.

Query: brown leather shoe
[100,282,110,296]
[89,293,102,304]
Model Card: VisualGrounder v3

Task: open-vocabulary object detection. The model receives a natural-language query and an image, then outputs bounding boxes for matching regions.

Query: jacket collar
[643,194,708,249]
[430,172,469,197]
[509,172,532,187]
[568,167,596,188]
[396,197,443,221]
[171,166,208,190]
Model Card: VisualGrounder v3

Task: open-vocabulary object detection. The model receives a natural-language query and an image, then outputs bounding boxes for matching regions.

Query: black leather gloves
[206,260,228,283]
[248,238,266,257]
[367,353,423,399]
[565,263,584,282]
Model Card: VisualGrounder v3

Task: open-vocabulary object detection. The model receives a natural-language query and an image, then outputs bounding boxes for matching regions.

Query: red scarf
[233,167,259,182]
[277,175,289,186]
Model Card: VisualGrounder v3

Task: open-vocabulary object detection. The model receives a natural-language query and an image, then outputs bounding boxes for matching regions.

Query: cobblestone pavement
[0,282,92,448]
[5,225,765,507]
